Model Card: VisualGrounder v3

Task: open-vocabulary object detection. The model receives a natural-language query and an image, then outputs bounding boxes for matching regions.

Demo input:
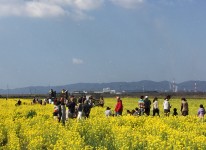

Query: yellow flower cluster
[0,98,205,149]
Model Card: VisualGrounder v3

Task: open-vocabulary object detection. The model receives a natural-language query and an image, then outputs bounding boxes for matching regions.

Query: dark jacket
[67,101,76,113]
[78,103,83,112]
[144,99,151,109]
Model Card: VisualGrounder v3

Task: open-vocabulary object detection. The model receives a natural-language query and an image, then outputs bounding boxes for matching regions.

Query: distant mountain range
[0,80,205,94]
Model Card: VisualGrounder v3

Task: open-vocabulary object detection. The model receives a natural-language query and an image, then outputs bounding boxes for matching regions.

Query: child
[53,103,59,120]
[173,108,178,116]
[105,107,113,117]
[133,107,139,116]
[198,104,205,122]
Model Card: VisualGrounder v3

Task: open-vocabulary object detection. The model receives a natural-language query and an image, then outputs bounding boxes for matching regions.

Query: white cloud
[73,0,104,11]
[0,0,103,19]
[0,1,67,18]
[110,0,145,9]
[0,0,193,19]
[72,58,84,65]
[25,2,67,18]
[73,11,93,21]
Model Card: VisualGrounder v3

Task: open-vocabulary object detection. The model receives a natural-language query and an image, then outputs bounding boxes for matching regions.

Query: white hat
[145,96,148,99]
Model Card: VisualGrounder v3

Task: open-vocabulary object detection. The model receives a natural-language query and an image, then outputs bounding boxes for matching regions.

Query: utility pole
[172,80,175,92]
[142,84,145,93]
[194,81,197,92]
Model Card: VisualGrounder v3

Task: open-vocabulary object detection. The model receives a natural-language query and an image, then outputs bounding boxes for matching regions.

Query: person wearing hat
[144,96,151,116]
[105,107,112,117]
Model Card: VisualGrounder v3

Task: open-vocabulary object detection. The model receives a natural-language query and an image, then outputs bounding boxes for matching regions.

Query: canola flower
[0,98,205,150]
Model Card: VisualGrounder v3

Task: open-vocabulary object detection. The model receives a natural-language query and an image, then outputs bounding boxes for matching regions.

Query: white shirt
[163,100,170,109]
[153,101,159,109]
[105,110,112,117]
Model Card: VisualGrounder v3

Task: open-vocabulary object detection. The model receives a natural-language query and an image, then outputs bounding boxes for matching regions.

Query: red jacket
[115,100,123,112]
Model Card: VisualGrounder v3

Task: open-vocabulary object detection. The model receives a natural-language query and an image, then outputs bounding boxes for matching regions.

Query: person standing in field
[83,99,92,118]
[144,96,151,116]
[77,100,84,120]
[67,96,76,119]
[197,104,205,122]
[163,96,171,117]
[138,96,145,116]
[152,97,160,117]
[181,98,189,116]
[115,97,123,116]
[60,97,66,125]
[99,96,104,107]
[57,100,62,122]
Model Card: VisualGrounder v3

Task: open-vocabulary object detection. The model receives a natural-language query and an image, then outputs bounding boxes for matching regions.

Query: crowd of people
[51,95,104,125]
[51,94,205,125]
[105,95,205,121]
[14,92,205,124]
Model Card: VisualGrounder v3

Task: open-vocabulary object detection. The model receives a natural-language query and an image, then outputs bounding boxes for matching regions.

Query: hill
[0,80,205,95]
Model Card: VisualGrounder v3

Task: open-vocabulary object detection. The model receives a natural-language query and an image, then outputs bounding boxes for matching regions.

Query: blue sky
[0,0,205,89]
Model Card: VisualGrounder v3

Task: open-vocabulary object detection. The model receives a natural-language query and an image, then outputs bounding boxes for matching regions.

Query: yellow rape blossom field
[0,97,206,150]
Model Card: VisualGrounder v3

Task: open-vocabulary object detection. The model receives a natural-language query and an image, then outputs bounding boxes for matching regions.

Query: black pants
[182,111,188,116]
[153,108,160,116]
[145,108,150,116]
